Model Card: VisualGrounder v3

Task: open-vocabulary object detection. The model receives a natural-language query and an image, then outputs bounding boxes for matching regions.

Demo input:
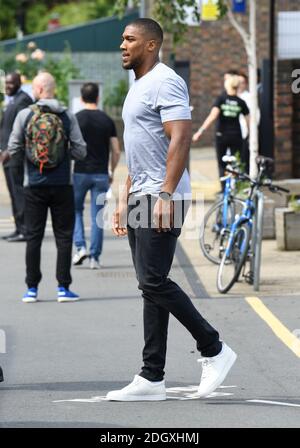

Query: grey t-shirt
[122,62,191,197]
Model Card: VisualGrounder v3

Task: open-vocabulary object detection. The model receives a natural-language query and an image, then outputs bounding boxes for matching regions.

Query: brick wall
[160,0,300,180]
[273,0,300,178]
[274,60,294,178]
[162,0,270,145]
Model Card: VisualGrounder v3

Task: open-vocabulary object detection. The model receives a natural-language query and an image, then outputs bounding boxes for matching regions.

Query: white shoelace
[197,358,214,380]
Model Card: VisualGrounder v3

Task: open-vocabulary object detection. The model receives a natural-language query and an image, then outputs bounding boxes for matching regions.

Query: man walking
[72,82,121,269]
[106,18,237,401]
[0,72,33,242]
[7,72,86,303]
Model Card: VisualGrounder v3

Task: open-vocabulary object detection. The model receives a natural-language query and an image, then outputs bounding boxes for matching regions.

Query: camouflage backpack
[25,104,68,173]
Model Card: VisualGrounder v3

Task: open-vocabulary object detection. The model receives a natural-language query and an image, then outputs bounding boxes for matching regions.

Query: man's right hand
[112,202,128,237]
[0,150,10,164]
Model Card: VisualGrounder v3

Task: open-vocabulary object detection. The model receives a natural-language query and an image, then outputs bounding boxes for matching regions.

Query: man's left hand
[153,198,174,233]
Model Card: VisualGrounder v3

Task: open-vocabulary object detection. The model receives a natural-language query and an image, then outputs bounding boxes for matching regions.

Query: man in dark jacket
[0,72,33,241]
[6,72,86,303]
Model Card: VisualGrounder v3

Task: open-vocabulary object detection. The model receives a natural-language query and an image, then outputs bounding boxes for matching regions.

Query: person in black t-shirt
[73,83,121,269]
[193,74,249,183]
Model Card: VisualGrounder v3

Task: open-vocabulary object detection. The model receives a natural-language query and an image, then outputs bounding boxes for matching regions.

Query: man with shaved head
[0,72,33,241]
[7,71,86,303]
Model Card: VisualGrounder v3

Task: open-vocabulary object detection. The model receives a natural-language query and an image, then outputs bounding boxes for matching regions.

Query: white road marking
[247,400,300,408]
[53,385,236,403]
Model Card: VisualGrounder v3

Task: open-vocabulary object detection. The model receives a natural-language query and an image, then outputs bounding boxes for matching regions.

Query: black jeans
[24,185,75,288]
[215,133,244,180]
[127,194,221,382]
[3,164,26,235]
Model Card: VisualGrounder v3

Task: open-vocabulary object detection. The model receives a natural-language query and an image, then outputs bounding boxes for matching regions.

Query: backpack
[25,104,68,173]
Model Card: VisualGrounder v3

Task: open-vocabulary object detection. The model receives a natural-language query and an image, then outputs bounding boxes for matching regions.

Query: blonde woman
[193,74,250,182]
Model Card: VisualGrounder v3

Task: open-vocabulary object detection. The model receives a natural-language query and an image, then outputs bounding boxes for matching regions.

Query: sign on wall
[201,0,219,21]
[232,0,246,14]
[278,12,300,60]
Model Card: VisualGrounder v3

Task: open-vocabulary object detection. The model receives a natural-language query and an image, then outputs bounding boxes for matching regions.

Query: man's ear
[147,39,156,52]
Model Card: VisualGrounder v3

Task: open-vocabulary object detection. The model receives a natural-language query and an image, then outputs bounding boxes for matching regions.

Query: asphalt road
[0,205,299,428]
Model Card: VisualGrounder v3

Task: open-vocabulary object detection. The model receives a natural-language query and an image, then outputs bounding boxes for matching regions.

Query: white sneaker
[197,342,237,398]
[106,375,167,401]
[90,257,102,269]
[72,247,87,266]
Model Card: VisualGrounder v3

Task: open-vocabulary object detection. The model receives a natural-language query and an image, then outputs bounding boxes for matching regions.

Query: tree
[115,0,259,178]
[224,0,259,178]
[0,1,115,39]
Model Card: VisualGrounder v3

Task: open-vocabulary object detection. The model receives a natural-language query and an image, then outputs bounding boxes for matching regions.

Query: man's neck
[84,103,98,110]
[8,88,20,98]
[134,58,160,80]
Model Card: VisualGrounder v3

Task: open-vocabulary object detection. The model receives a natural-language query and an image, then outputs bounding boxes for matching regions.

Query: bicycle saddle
[256,156,274,166]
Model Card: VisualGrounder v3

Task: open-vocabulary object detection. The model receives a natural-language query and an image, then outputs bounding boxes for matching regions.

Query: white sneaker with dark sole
[197,342,237,398]
[106,375,166,401]
[72,247,88,266]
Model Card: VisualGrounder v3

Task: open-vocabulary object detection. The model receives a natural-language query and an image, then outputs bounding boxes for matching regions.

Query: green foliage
[0,0,19,40]
[0,42,81,105]
[0,1,115,39]
[104,79,128,108]
[44,48,81,105]
[25,3,50,35]
[289,195,300,213]
[114,0,228,47]
[26,0,115,35]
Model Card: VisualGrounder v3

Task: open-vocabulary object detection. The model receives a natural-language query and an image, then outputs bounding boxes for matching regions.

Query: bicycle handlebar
[268,185,290,193]
[225,168,290,194]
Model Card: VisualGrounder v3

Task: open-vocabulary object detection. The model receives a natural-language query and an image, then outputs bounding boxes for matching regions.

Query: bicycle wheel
[200,198,244,264]
[217,223,251,293]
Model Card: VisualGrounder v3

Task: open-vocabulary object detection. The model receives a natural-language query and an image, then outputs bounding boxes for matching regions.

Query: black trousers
[3,164,26,235]
[241,138,250,174]
[127,194,221,382]
[24,185,75,288]
[215,133,244,180]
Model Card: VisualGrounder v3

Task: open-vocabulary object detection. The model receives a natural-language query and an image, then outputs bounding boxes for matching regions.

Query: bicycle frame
[221,175,236,228]
[225,198,254,258]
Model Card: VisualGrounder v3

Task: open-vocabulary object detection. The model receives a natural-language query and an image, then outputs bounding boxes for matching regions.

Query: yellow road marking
[246,296,300,358]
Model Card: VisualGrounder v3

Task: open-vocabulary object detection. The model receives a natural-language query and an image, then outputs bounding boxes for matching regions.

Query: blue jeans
[73,173,109,260]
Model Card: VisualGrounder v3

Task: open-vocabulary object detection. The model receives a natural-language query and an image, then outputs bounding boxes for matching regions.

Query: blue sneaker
[22,287,38,303]
[57,287,80,303]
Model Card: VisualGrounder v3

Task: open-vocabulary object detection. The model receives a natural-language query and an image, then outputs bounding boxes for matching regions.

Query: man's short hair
[128,18,163,44]
[81,82,99,103]
[6,72,21,85]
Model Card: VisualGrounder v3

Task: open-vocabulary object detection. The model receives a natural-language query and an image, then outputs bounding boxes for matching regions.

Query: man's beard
[122,61,134,70]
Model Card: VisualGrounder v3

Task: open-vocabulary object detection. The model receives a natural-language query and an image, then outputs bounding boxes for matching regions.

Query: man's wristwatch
[159,191,172,201]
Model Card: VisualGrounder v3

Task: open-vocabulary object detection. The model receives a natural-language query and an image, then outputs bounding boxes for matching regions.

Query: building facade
[161,0,300,179]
